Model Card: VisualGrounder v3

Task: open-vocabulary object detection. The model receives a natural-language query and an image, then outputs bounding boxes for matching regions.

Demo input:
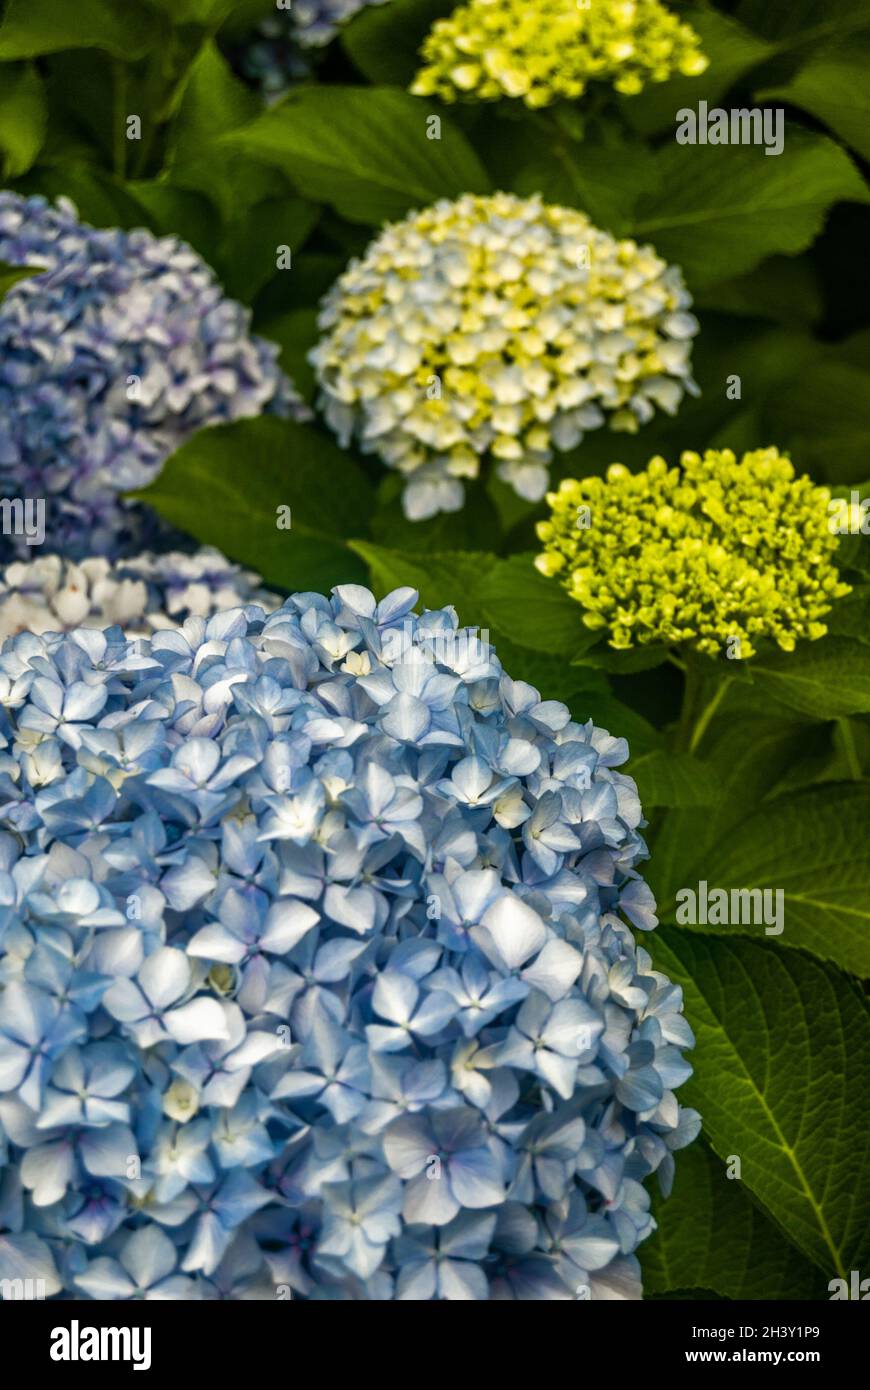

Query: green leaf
[370,481,504,555]
[342,0,456,85]
[737,0,869,44]
[143,0,236,23]
[15,164,153,231]
[763,361,870,484]
[165,40,283,221]
[0,61,47,178]
[260,308,319,405]
[760,41,870,163]
[124,182,221,263]
[649,930,870,1277]
[647,711,818,905]
[694,254,822,329]
[826,585,870,640]
[631,129,869,288]
[749,637,870,719]
[644,1142,828,1299]
[0,261,43,301]
[476,555,596,656]
[477,112,651,236]
[573,644,669,673]
[628,748,719,809]
[348,542,496,617]
[660,783,870,977]
[0,0,157,58]
[221,86,491,226]
[135,416,373,592]
[214,198,319,302]
[169,41,260,158]
[829,481,870,577]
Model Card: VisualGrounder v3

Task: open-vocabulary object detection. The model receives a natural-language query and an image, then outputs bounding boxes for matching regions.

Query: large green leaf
[0,0,158,58]
[348,542,495,618]
[628,748,719,809]
[477,555,596,656]
[658,783,870,977]
[477,113,651,236]
[694,254,822,329]
[342,0,455,85]
[647,710,819,894]
[135,416,373,592]
[649,930,870,1277]
[15,164,155,231]
[124,182,221,264]
[643,1142,828,1299]
[736,0,869,43]
[760,41,870,163]
[763,360,870,484]
[165,40,283,221]
[0,62,46,178]
[143,0,236,23]
[221,86,491,225]
[631,129,869,287]
[749,637,870,719]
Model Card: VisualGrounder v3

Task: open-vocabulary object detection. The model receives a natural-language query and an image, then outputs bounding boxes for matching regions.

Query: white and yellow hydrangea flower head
[310,193,699,520]
[411,0,708,107]
[536,448,851,658]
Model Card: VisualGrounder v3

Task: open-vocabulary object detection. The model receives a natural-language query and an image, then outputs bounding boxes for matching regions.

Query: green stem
[674,653,733,755]
[687,678,732,756]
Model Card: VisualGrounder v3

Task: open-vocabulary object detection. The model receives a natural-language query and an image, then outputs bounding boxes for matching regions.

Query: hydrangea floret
[311,192,698,519]
[0,194,306,561]
[0,585,697,1300]
[0,548,280,641]
[412,0,708,107]
[536,448,851,657]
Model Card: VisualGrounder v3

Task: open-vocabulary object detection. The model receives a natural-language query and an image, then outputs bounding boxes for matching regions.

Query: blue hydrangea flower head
[0,585,698,1299]
[0,194,307,561]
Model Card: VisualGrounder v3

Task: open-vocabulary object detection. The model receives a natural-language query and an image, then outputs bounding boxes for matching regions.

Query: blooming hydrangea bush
[536,448,851,657]
[0,194,306,561]
[0,548,280,641]
[412,0,708,107]
[311,192,699,519]
[0,585,697,1300]
[233,0,392,98]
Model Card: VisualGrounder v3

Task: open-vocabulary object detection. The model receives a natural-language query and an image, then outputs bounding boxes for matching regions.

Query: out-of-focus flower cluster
[412,0,708,107]
[0,585,697,1300]
[232,0,393,99]
[536,448,851,658]
[311,192,698,520]
[0,548,280,642]
[0,194,306,562]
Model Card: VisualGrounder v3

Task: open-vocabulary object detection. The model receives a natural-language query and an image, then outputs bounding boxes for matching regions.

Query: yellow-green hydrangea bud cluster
[535,448,851,658]
[310,192,698,520]
[411,0,708,107]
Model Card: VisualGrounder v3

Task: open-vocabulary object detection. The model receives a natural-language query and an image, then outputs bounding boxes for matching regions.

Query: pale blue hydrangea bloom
[0,194,306,561]
[0,586,698,1300]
